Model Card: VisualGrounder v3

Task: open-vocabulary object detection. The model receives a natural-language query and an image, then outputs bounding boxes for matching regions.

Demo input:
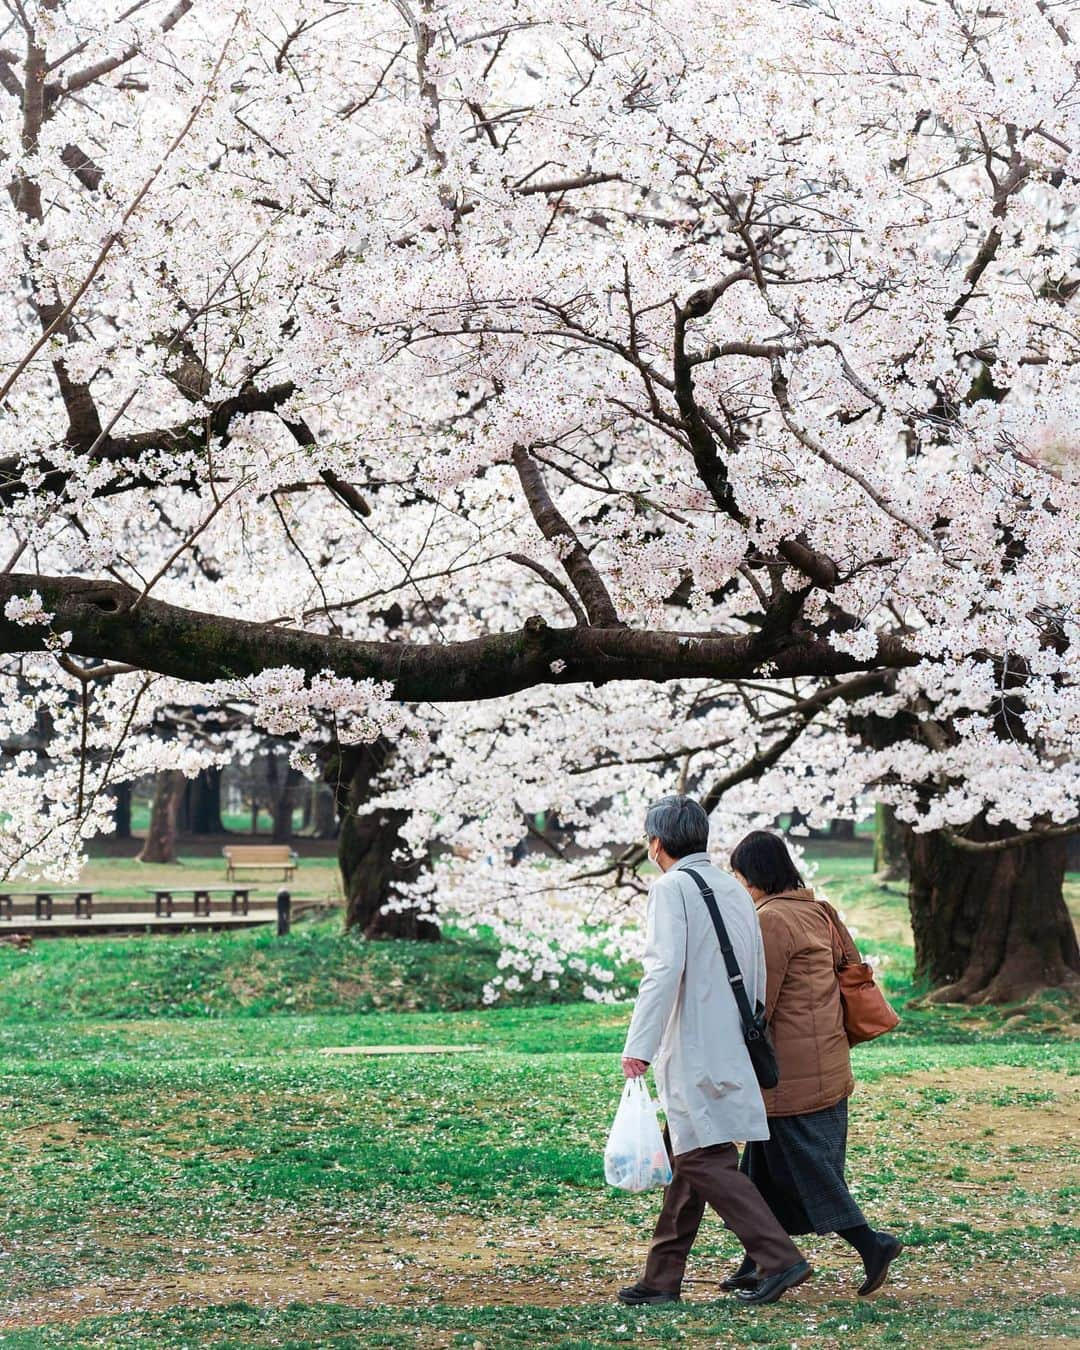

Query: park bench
[0,888,94,920]
[143,886,254,917]
[222,844,298,881]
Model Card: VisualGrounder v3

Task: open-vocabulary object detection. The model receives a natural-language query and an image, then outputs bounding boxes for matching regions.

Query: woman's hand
[622,1056,649,1078]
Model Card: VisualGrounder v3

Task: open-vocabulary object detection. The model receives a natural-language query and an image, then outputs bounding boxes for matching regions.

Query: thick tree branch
[8,26,103,448]
[60,140,104,191]
[945,144,1030,324]
[511,445,621,626]
[943,822,1080,852]
[0,18,234,409]
[700,721,810,813]
[46,0,195,102]
[514,171,624,196]
[0,573,919,702]
[672,286,838,591]
[0,381,298,505]
[671,287,742,513]
[0,47,22,99]
[318,468,372,519]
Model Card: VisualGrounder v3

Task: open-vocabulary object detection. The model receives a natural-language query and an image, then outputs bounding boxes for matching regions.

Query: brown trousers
[643,1129,804,1293]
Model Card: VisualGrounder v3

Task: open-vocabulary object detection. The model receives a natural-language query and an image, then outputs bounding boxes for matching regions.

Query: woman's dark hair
[729,830,804,895]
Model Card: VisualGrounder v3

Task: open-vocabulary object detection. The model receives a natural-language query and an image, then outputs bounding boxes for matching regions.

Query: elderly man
[617,795,811,1307]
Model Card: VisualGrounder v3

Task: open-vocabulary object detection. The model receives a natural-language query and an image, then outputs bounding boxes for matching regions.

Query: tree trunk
[829,818,856,840]
[137,770,187,864]
[113,780,132,839]
[187,767,225,834]
[267,755,295,842]
[905,819,1079,1004]
[332,740,437,940]
[306,784,338,839]
[873,803,908,881]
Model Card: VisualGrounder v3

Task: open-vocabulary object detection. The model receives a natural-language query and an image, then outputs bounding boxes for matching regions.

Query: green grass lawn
[65,851,343,907]
[0,852,1076,1348]
[127,805,308,835]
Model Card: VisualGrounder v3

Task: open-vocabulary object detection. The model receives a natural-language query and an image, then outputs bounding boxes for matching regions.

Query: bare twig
[505,552,588,625]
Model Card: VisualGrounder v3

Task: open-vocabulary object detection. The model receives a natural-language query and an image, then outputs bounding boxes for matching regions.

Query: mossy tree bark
[905,818,1079,1004]
[331,739,437,940]
[0,572,921,700]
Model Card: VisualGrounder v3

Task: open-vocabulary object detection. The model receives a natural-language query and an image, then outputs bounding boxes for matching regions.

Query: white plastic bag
[604,1077,673,1193]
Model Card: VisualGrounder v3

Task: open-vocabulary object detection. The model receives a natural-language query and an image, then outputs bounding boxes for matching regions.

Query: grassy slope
[0,851,1076,1348]
[2,852,1075,1029]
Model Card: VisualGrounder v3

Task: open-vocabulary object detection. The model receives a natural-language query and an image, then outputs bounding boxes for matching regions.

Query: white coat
[622,852,770,1155]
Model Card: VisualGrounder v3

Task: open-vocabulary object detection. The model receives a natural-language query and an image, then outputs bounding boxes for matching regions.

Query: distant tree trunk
[315,785,337,838]
[186,767,225,834]
[332,739,437,940]
[300,781,314,832]
[270,797,293,842]
[250,798,260,834]
[267,755,295,842]
[873,803,908,881]
[906,818,1079,1004]
[301,783,338,839]
[138,770,187,864]
[113,781,132,839]
[829,818,856,840]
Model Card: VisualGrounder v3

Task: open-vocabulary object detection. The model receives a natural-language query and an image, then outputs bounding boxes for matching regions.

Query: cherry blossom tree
[0,0,1077,1001]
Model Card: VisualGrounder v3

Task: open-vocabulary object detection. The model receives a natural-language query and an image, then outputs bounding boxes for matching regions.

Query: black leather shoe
[617,1282,680,1305]
[719,1267,760,1292]
[735,1259,812,1305]
[858,1232,903,1296]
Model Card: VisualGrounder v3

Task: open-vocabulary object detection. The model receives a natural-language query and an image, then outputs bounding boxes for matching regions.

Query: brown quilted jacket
[756,888,855,1117]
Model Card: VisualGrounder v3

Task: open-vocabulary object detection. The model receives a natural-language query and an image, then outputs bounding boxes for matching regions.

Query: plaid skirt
[739,1098,866,1235]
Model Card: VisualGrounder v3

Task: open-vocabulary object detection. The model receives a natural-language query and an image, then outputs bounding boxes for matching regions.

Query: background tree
[137,769,187,864]
[873,805,908,884]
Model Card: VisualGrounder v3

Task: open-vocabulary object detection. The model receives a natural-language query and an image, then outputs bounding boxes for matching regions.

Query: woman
[725,829,902,1297]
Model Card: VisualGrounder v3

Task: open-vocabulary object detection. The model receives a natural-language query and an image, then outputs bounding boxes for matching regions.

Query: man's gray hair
[644,795,711,859]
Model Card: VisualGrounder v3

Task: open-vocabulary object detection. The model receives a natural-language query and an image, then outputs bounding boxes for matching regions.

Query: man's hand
[622,1056,649,1079]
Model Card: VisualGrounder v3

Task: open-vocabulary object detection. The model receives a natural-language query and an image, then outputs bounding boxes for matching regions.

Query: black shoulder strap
[682,868,758,1031]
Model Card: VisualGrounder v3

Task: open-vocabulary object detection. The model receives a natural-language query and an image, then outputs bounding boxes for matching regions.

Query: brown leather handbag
[820,905,900,1046]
